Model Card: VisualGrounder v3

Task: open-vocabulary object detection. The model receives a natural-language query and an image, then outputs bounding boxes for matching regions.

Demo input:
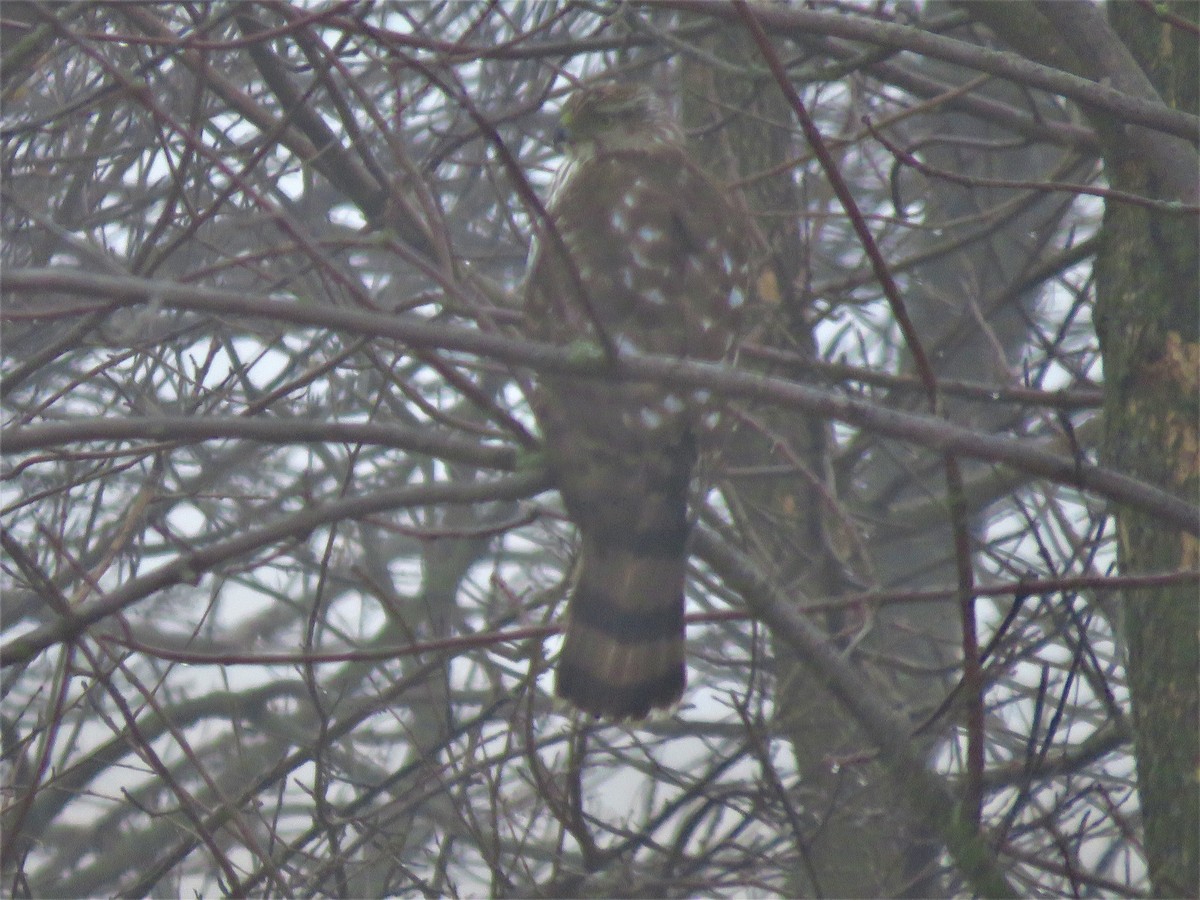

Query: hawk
[525,83,764,719]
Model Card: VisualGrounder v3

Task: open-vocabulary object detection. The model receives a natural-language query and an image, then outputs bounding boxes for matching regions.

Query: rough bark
[1092,3,1199,896]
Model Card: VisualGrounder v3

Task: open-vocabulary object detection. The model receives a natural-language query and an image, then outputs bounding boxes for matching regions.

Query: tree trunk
[1093,4,1199,896]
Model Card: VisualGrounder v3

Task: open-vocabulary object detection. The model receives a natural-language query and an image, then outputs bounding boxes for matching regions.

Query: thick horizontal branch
[0,417,518,470]
[5,267,1196,534]
[743,344,1103,409]
[0,469,549,669]
[659,0,1200,145]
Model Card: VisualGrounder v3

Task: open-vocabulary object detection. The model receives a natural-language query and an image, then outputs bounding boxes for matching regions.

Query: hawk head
[554,83,680,156]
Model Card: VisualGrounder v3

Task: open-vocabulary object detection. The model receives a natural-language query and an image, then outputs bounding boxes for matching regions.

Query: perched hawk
[525,83,764,719]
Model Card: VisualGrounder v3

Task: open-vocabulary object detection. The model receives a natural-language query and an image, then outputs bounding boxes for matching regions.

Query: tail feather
[555,535,687,719]
[542,410,695,719]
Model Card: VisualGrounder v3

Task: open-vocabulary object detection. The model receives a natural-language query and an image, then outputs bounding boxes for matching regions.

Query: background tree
[2,2,1196,896]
